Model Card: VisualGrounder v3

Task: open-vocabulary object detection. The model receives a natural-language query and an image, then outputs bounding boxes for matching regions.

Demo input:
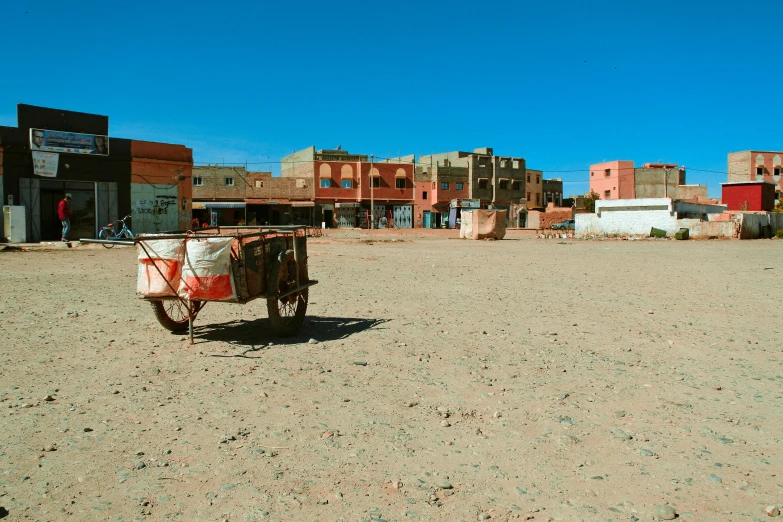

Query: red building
[721,181,776,211]
[282,147,414,228]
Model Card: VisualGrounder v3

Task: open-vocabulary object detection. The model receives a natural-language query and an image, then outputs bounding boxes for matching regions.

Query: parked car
[551,219,575,230]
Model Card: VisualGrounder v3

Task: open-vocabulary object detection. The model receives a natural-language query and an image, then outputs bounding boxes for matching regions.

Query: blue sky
[2,0,781,197]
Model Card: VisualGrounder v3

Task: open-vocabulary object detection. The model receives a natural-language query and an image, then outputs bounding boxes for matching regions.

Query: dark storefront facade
[0,104,192,242]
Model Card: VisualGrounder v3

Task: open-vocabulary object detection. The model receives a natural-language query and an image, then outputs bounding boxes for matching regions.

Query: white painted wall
[130,183,179,234]
[577,209,677,236]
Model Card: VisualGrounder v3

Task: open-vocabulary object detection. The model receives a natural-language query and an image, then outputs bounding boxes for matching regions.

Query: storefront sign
[31,151,59,177]
[30,128,109,155]
[450,198,481,209]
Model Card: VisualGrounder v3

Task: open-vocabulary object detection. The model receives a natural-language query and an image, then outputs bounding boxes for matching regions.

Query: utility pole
[664,167,670,198]
[370,154,374,229]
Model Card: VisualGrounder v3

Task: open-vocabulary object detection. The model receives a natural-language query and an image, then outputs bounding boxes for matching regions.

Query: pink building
[589,160,635,200]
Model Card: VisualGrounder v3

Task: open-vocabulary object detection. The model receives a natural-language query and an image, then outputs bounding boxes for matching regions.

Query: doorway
[40,181,95,241]
[323,210,334,228]
[518,210,527,228]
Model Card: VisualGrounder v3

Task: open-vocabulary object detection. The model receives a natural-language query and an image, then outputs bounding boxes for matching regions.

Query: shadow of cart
[191,316,389,357]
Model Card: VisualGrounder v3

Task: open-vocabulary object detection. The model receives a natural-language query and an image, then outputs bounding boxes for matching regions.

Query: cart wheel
[151,299,201,332]
[267,250,308,336]
[98,228,114,248]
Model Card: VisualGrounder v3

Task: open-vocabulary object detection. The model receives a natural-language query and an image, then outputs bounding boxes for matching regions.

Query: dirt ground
[0,231,781,522]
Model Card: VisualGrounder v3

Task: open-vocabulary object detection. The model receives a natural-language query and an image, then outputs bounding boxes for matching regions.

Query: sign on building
[31,151,59,177]
[30,128,109,156]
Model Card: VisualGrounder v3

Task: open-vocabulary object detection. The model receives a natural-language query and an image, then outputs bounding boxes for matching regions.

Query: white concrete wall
[576,209,677,237]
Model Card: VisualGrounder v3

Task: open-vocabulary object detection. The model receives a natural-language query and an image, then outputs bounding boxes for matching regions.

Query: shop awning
[369,170,380,178]
[433,203,450,211]
[341,171,353,179]
[395,171,407,178]
[246,198,291,205]
[203,201,246,209]
[291,201,315,207]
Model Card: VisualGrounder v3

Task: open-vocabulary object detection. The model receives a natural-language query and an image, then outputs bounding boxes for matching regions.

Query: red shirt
[57,199,71,220]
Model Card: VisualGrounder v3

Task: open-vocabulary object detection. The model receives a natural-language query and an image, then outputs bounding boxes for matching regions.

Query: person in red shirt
[57,196,72,241]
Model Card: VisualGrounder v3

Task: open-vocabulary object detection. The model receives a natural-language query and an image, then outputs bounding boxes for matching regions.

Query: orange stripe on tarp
[182,275,234,301]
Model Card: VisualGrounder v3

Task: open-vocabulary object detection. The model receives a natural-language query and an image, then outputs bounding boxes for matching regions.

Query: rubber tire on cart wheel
[99,228,114,248]
[267,250,308,337]
[151,300,201,332]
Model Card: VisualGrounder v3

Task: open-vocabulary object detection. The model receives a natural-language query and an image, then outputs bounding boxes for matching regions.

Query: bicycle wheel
[151,299,201,332]
[266,250,308,336]
[98,228,114,248]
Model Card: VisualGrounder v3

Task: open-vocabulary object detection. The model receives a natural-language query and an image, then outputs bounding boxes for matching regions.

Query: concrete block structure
[727,151,783,202]
[543,178,563,206]
[589,160,707,201]
[525,169,543,210]
[0,104,192,242]
[721,181,776,211]
[417,148,526,228]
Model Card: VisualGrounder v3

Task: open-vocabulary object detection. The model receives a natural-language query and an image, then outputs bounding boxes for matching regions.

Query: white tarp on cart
[137,238,185,297]
[179,237,237,302]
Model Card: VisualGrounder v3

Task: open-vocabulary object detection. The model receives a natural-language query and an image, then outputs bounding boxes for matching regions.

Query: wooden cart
[86,226,317,343]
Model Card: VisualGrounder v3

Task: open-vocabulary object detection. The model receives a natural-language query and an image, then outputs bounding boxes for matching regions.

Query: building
[542,178,563,206]
[721,181,776,211]
[417,148,527,228]
[0,104,192,242]
[727,151,783,201]
[191,165,251,226]
[281,147,414,228]
[588,160,636,200]
[525,168,543,210]
[191,166,313,226]
[589,160,707,201]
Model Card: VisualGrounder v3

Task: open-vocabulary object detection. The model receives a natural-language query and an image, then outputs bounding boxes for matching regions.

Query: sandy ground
[0,231,781,522]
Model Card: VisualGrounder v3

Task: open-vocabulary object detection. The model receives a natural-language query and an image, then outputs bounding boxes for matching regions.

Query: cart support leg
[188,301,194,345]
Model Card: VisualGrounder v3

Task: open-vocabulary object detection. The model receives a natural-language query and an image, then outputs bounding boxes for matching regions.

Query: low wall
[577,210,781,239]
[576,209,678,236]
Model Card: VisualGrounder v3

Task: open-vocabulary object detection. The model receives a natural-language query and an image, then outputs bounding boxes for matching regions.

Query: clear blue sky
[2,0,781,197]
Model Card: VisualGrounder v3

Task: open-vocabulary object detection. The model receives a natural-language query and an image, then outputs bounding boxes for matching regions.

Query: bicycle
[98,214,134,248]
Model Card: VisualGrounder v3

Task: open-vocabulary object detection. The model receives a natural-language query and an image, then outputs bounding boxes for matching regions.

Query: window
[604,169,611,177]
[456,182,464,191]
[500,160,508,168]
[512,181,520,190]
[527,192,531,201]
[774,167,781,177]
[422,191,428,200]
[441,182,449,190]
[499,180,508,190]
[192,177,203,186]
[479,179,488,189]
[604,190,611,198]
[396,178,406,189]
[224,177,234,186]
[512,160,520,169]
[536,176,540,184]
[591,171,594,177]
[320,179,330,188]
[527,175,530,182]
[535,193,540,205]
[371,177,380,188]
[341,179,352,189]
[432,182,436,190]
[255,180,263,188]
